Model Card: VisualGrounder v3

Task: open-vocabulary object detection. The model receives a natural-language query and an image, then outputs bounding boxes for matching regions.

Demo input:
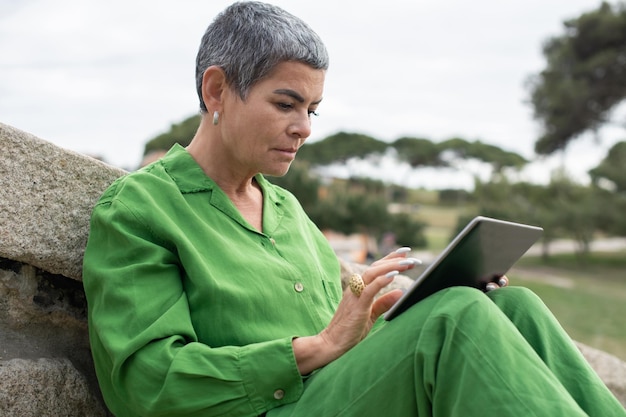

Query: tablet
[384,216,543,321]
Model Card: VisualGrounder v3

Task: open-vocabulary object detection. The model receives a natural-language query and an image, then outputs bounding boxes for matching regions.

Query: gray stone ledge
[0,123,125,281]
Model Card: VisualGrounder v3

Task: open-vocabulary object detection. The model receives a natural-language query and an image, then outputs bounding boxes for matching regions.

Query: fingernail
[386,270,399,279]
[398,258,422,266]
[395,247,411,254]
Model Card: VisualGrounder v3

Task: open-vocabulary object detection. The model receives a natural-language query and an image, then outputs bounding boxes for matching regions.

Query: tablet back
[384,216,543,320]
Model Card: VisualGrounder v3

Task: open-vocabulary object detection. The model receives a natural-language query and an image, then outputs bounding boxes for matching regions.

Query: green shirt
[83,145,342,416]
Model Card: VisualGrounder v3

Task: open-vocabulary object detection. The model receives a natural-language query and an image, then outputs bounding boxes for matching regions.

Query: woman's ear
[201,66,227,111]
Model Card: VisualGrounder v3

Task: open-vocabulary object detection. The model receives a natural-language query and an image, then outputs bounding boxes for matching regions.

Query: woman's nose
[288,112,312,139]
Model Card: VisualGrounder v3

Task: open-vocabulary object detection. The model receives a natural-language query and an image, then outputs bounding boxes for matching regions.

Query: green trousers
[270,286,625,416]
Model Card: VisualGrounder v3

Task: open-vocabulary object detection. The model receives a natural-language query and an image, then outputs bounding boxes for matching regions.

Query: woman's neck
[186,121,264,231]
[186,121,256,197]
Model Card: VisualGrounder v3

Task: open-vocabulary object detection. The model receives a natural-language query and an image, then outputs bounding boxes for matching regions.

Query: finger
[497,275,509,287]
[371,289,403,318]
[485,282,499,292]
[361,270,399,298]
[371,247,412,265]
[362,258,421,285]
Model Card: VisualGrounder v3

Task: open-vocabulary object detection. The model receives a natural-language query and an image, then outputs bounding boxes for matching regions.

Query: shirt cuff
[239,337,304,414]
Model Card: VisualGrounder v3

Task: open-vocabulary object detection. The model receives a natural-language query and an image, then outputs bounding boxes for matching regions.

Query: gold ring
[349,273,366,297]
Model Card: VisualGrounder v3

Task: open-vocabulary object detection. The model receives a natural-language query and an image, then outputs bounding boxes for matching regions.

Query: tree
[144,114,201,155]
[588,141,626,235]
[527,2,626,155]
[589,140,626,191]
[468,174,585,259]
[267,160,321,213]
[438,137,528,171]
[297,132,387,165]
[391,137,443,167]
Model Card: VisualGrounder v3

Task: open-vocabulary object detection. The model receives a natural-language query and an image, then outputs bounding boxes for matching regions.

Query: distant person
[82,2,625,416]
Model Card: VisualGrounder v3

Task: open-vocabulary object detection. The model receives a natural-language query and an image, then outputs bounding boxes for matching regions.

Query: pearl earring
[212,111,219,126]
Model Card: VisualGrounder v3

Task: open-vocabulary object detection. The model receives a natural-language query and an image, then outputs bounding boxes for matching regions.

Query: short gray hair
[195,1,329,112]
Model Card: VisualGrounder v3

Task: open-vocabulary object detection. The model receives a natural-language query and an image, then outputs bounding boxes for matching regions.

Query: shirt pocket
[322,279,342,310]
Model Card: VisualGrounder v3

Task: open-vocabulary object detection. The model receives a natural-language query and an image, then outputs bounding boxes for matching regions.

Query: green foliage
[589,141,626,192]
[391,137,443,167]
[144,114,201,155]
[390,136,528,171]
[438,138,528,170]
[527,2,626,154]
[387,213,427,248]
[269,170,427,248]
[545,171,598,256]
[297,132,387,165]
[466,168,626,260]
[267,161,320,213]
[143,116,528,174]
[438,189,474,205]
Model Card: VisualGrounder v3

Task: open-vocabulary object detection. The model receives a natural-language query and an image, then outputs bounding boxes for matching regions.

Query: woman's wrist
[292,333,342,375]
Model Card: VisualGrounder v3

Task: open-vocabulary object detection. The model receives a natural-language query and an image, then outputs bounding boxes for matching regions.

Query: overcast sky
[1,0,623,188]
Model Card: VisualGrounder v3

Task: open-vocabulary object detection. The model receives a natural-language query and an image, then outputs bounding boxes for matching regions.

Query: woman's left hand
[484,275,509,292]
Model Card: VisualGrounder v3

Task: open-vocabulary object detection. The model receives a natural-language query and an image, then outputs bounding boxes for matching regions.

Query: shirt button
[273,389,285,400]
[294,282,304,292]
[269,238,276,245]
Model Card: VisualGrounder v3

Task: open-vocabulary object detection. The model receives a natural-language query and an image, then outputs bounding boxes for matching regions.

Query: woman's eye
[308,110,319,117]
[277,103,293,110]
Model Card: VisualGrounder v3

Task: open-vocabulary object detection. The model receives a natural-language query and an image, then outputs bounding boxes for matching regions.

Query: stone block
[0,358,107,416]
[0,123,125,281]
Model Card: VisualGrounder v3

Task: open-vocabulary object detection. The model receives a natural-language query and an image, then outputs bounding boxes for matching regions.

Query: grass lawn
[512,252,626,361]
[414,204,476,251]
[412,202,626,361]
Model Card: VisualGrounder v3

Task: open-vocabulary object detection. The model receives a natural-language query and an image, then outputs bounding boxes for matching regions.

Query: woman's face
[219,61,325,178]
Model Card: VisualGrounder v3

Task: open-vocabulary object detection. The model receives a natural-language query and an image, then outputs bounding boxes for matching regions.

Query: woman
[82,2,625,416]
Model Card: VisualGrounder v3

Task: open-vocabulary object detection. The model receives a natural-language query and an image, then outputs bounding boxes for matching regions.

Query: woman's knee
[396,286,537,333]
[487,285,546,312]
[419,286,499,322]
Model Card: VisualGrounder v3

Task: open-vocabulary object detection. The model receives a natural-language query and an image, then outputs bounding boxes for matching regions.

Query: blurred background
[1,0,625,359]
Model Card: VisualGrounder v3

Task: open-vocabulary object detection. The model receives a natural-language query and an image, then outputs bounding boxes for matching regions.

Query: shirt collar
[160,144,287,233]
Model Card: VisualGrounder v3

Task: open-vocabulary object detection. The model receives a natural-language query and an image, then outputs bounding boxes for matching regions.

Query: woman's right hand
[292,249,421,375]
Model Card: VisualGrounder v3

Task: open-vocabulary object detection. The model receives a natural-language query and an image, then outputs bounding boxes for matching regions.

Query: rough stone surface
[577,342,626,407]
[0,258,109,415]
[0,358,106,417]
[0,122,126,281]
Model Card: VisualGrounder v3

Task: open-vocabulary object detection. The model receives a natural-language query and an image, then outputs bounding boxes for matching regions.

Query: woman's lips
[275,147,298,157]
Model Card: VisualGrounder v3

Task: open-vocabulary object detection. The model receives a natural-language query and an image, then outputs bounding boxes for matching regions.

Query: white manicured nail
[386,270,399,279]
[398,258,422,266]
[395,247,411,254]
